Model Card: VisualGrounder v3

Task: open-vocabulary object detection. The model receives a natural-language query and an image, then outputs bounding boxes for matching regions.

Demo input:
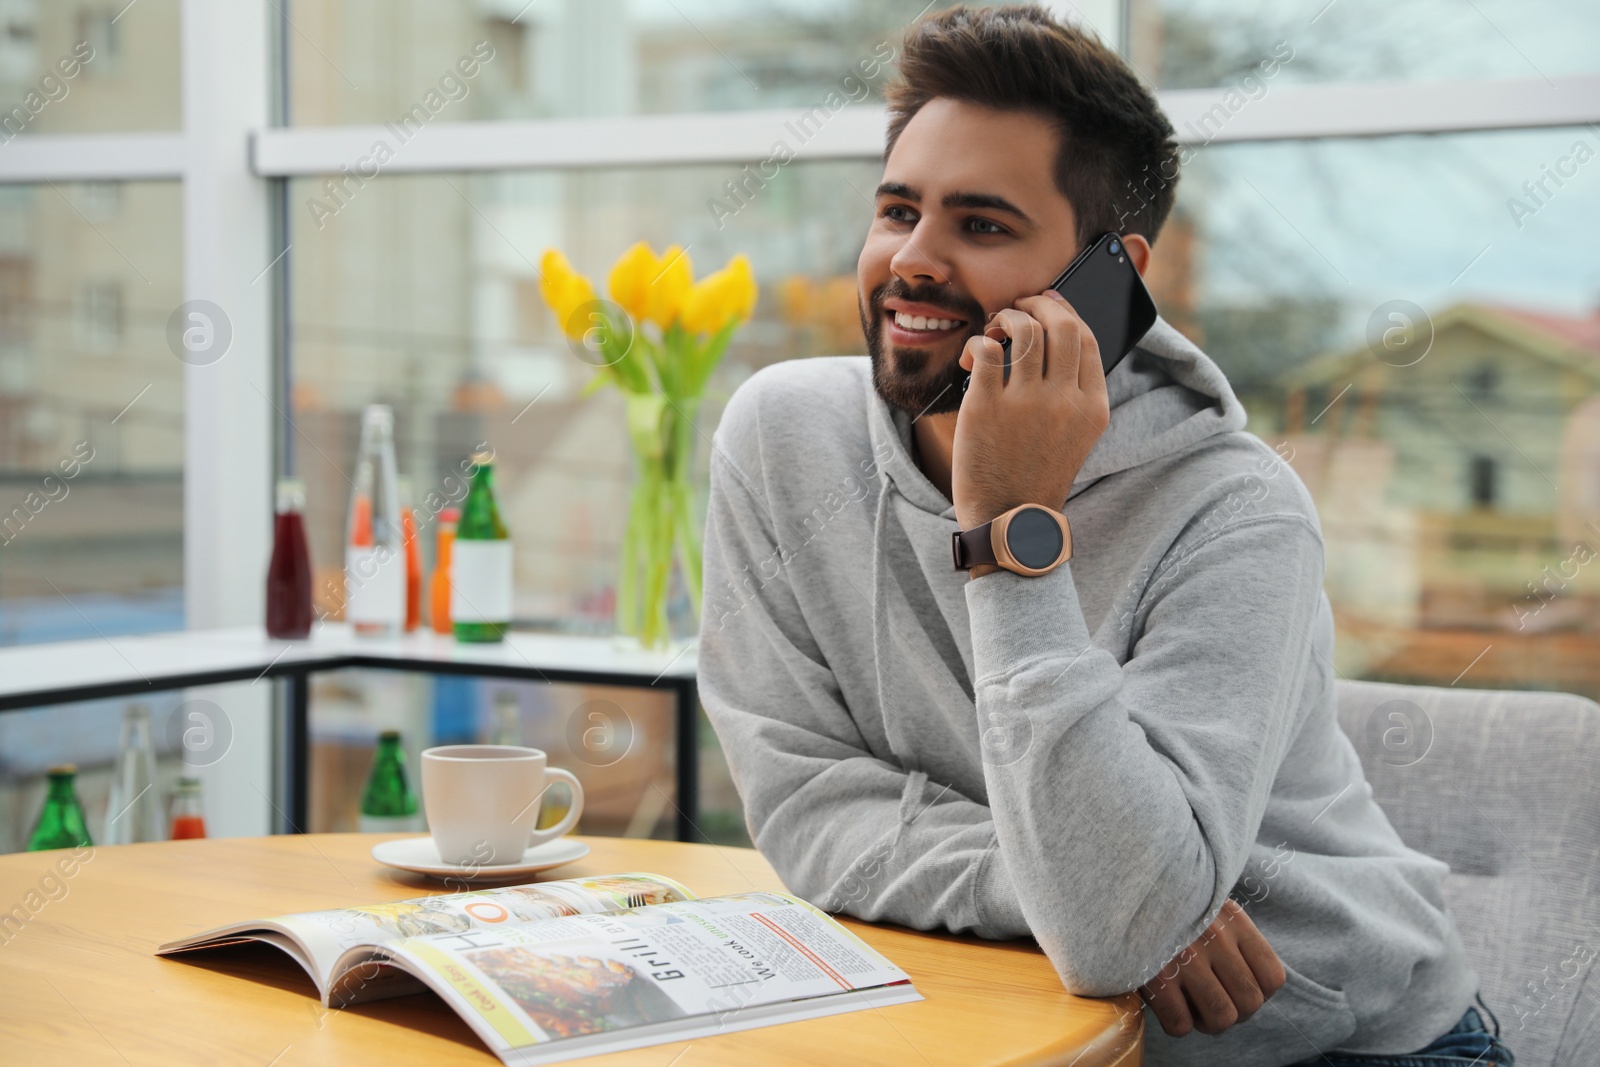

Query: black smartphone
[962,231,1157,395]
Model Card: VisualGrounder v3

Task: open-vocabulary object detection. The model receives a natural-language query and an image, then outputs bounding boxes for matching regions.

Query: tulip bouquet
[539,242,758,649]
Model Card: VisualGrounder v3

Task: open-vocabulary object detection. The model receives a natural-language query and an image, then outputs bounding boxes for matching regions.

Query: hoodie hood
[866,316,1250,517]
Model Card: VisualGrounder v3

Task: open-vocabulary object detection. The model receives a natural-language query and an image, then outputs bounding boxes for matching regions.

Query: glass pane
[306,671,689,841]
[1143,127,1600,700]
[1128,0,1600,89]
[0,684,257,854]
[0,0,180,135]
[0,181,184,644]
[287,160,876,639]
[286,0,995,125]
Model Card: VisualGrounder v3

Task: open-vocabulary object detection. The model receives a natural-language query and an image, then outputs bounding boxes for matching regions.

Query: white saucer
[371,836,591,882]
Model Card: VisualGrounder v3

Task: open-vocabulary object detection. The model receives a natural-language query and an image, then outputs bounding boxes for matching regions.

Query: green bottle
[358,731,423,832]
[28,764,93,851]
[451,451,512,643]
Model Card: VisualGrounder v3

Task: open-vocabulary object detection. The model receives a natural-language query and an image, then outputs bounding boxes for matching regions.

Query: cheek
[859,226,903,274]
[857,240,886,294]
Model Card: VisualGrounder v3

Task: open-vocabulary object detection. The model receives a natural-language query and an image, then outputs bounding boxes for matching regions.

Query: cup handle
[526,768,584,849]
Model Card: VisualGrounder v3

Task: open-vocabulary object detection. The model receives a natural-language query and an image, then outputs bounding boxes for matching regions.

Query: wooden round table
[0,834,1142,1066]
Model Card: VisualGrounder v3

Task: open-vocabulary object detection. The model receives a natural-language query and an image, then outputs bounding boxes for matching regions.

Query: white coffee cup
[421,745,585,867]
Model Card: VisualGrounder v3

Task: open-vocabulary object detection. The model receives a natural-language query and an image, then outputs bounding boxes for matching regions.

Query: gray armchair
[1335,677,1600,1067]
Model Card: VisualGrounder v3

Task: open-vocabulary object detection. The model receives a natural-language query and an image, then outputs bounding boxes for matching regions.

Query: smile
[890,311,965,332]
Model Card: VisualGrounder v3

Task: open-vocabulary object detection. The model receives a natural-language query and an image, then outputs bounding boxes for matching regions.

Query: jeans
[1292,993,1515,1066]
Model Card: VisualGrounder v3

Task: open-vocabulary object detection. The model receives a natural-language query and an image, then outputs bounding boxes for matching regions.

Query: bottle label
[358,813,425,833]
[451,540,513,622]
[346,546,405,626]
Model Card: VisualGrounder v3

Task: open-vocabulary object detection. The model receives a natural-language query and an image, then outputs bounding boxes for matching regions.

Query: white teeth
[893,311,962,331]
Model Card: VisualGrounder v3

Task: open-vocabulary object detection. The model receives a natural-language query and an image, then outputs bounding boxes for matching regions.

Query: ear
[1120,233,1153,277]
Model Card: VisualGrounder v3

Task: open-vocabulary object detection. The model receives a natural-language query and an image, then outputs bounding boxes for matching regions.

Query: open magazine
[157,872,921,1065]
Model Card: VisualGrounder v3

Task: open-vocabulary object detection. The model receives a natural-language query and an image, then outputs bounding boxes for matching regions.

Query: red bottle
[266,477,314,638]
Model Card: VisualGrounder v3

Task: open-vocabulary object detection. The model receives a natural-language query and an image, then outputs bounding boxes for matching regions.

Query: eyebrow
[874,180,1037,228]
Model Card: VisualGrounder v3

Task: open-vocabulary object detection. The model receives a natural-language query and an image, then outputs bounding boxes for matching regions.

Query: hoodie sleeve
[698,435,1033,942]
[964,500,1326,996]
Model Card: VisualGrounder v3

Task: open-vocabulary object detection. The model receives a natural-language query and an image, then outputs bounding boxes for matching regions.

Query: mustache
[872,282,985,323]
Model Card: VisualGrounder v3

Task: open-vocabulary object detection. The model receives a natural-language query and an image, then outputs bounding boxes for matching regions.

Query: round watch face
[1005,507,1064,570]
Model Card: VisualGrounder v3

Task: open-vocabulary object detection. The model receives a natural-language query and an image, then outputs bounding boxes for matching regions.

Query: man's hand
[951,288,1109,531]
[1138,899,1286,1037]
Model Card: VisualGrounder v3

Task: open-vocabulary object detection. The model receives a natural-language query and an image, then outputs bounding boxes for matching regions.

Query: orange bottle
[399,478,421,632]
[429,507,460,635]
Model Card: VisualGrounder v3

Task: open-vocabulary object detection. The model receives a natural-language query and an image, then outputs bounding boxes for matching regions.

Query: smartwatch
[952,504,1072,577]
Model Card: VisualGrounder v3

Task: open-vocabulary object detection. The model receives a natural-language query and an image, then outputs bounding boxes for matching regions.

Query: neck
[911,411,958,504]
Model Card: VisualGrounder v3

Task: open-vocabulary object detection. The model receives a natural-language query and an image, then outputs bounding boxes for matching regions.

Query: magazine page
[156,872,694,1003]
[374,890,921,1066]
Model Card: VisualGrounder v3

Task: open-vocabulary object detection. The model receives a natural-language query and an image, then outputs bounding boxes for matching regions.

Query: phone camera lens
[1108,237,1122,255]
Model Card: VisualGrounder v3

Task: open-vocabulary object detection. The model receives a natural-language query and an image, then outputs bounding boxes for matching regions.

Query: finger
[1011,295,1062,383]
[987,307,1042,384]
[1138,975,1194,1038]
[962,333,1006,398]
[1182,966,1240,1036]
[1015,291,1082,385]
[1231,911,1286,999]
[1217,899,1284,992]
[1208,943,1267,1023]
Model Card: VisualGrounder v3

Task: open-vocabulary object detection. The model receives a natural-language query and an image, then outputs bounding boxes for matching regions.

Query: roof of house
[1283,302,1600,389]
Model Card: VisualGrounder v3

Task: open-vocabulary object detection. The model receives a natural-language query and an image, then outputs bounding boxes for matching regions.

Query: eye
[967,217,1007,235]
[879,204,915,223]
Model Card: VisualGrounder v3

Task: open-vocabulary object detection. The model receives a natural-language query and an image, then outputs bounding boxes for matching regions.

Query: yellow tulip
[539,248,598,340]
[607,241,658,324]
[680,271,727,336]
[681,255,760,336]
[645,244,693,329]
[725,254,758,321]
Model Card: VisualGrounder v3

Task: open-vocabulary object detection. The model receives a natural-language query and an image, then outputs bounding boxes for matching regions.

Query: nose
[888,223,952,287]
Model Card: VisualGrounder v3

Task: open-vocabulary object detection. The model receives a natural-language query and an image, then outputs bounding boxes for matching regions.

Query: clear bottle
[358,730,424,832]
[104,703,163,844]
[266,477,313,639]
[489,690,521,746]
[345,405,405,637]
[452,451,512,643]
[169,776,207,839]
[27,764,92,851]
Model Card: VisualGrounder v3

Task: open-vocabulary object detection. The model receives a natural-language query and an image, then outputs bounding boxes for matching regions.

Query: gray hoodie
[696,318,1476,1065]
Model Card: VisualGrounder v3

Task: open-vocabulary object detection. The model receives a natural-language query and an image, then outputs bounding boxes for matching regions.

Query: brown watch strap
[953,505,1072,574]
[951,521,998,570]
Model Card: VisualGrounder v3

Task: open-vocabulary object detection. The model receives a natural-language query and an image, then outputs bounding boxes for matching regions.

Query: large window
[2,1,1596,849]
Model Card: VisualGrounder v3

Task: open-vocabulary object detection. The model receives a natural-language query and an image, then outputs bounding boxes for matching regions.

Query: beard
[860,280,986,417]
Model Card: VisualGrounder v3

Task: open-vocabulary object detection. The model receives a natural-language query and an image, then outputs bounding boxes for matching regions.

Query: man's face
[858,98,1080,417]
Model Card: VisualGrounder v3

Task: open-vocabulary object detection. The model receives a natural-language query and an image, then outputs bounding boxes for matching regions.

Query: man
[697,6,1504,1065]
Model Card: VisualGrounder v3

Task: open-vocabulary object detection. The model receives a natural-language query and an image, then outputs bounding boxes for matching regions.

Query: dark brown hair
[883,4,1180,247]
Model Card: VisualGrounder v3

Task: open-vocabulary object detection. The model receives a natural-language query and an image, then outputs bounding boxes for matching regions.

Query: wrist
[967,563,1003,581]
[956,501,1010,531]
